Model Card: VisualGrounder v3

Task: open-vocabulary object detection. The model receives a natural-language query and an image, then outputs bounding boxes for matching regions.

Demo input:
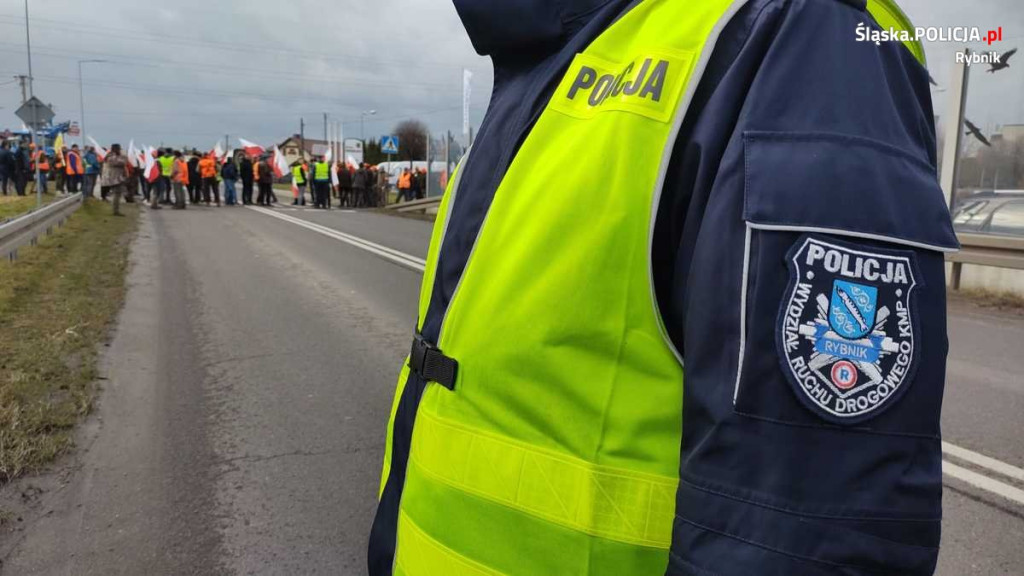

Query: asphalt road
[1,204,1021,575]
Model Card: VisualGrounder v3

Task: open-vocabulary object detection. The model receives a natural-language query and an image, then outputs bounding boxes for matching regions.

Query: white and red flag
[87,136,108,161]
[144,146,160,183]
[127,140,138,168]
[212,141,225,161]
[272,146,288,178]
[239,138,265,158]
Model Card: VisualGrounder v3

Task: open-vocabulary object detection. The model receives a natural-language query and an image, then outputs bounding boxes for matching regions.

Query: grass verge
[0,199,138,484]
[0,193,58,223]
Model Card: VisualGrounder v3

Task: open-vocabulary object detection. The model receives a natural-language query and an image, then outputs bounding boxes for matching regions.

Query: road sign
[15,97,55,129]
[68,122,81,137]
[381,135,399,155]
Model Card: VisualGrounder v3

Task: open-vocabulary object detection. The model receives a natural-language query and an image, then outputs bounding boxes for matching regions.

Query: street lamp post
[78,59,107,149]
[360,109,377,142]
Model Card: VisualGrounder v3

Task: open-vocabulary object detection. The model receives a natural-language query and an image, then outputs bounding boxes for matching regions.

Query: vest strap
[410,333,458,390]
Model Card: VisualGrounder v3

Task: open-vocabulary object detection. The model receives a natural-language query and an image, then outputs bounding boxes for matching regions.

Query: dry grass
[0,199,138,484]
[950,287,1024,313]
[0,194,57,223]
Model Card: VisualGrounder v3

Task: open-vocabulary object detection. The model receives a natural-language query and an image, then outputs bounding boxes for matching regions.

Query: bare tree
[393,119,429,161]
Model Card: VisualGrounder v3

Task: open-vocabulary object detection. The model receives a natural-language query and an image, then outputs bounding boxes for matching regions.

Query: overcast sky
[0,0,1021,150]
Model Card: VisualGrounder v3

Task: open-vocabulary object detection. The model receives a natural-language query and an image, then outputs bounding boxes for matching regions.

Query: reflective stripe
[395,510,504,576]
[410,410,678,549]
[866,0,926,66]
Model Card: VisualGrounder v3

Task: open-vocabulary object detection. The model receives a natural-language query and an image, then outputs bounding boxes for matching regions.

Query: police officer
[368,1,958,575]
[312,155,330,209]
[292,161,307,206]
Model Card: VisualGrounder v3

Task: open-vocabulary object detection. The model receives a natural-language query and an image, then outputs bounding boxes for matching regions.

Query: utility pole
[25,0,41,208]
[323,112,328,144]
[300,118,306,162]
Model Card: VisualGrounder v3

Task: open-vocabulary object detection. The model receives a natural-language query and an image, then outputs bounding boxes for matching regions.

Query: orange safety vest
[34,151,50,171]
[253,162,261,180]
[174,159,190,184]
[199,158,216,179]
[66,151,84,175]
[397,172,411,189]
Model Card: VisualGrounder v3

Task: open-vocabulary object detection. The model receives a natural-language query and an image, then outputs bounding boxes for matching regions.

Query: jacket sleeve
[664,1,958,575]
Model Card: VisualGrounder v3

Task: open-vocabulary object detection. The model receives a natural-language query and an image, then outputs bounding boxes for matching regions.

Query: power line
[0,44,466,90]
[0,14,483,73]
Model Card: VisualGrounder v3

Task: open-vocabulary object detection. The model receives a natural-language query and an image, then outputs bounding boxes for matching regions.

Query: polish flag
[144,147,160,183]
[87,136,108,161]
[291,176,300,200]
[239,138,265,157]
[272,146,288,178]
[213,141,225,161]
[331,161,340,188]
[127,140,138,167]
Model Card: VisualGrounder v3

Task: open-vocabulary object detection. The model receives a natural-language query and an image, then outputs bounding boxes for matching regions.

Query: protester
[100,143,131,216]
[240,154,254,205]
[338,162,353,207]
[376,166,389,207]
[32,144,49,194]
[11,142,30,197]
[187,152,202,205]
[171,150,189,209]
[396,168,412,203]
[66,144,84,193]
[53,147,66,193]
[256,155,273,207]
[198,153,218,206]
[222,157,239,206]
[0,142,12,196]
[83,146,100,199]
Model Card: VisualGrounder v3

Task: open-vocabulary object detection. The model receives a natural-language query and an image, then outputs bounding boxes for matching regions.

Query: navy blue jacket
[369,1,959,574]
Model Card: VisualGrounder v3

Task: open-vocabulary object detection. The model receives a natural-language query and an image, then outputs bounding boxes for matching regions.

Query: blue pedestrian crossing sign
[381,135,400,155]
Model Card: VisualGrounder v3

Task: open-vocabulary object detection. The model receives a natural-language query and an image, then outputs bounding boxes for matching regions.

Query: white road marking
[944,442,1024,484]
[248,206,426,272]
[250,204,1024,508]
[944,461,1024,507]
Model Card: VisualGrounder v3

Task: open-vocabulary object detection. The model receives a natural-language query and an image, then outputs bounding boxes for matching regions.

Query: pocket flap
[743,131,960,252]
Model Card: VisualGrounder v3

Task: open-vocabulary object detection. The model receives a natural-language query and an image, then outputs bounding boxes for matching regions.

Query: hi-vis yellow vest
[380,1,925,575]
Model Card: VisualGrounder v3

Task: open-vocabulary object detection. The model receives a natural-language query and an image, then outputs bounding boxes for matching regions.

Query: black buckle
[410,333,458,390]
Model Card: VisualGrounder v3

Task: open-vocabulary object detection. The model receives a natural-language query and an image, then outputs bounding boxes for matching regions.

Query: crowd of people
[0,139,431,216]
[0,140,103,198]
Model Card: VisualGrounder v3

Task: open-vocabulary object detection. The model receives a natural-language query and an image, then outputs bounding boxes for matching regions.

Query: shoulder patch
[776,235,921,424]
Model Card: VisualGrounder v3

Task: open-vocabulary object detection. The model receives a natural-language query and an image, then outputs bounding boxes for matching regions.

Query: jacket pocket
[732,131,959,435]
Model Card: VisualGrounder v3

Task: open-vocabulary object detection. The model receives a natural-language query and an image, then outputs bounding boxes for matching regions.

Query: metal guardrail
[0,193,84,261]
[947,233,1024,290]
[386,196,442,214]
